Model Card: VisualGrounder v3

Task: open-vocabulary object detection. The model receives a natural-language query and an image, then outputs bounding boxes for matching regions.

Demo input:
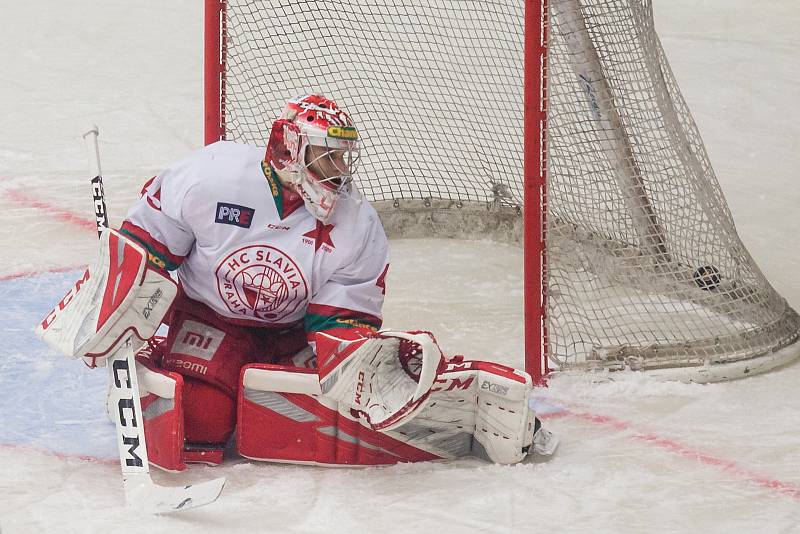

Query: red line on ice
[0,265,86,281]
[542,406,800,501]
[0,442,117,466]
[3,188,96,232]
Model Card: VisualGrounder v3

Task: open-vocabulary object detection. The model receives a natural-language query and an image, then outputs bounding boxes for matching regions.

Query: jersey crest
[215,245,309,321]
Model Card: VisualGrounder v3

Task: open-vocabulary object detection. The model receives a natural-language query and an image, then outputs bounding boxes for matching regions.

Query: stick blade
[125,474,226,514]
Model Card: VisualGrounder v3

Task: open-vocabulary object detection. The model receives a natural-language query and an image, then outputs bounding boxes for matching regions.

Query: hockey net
[206,0,800,381]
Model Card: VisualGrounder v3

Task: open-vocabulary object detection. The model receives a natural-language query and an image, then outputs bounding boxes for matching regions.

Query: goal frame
[202,0,800,384]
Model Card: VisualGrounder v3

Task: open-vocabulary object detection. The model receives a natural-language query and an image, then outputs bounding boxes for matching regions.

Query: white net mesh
[214,0,800,377]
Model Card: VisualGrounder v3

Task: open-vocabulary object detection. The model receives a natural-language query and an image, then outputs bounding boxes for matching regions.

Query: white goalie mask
[266,94,361,223]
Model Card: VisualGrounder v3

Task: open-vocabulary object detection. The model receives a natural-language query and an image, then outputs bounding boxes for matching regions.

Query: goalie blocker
[35,228,177,367]
[137,330,557,470]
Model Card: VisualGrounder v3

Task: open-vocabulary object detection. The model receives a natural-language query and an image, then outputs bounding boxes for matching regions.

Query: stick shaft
[82,126,154,494]
[80,127,225,512]
[83,126,109,236]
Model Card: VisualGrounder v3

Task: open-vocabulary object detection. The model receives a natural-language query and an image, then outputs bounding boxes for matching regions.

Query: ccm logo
[40,269,91,330]
[215,202,254,228]
[112,358,144,468]
[430,375,475,393]
[355,370,366,404]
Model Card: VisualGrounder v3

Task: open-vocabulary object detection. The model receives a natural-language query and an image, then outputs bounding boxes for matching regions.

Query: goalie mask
[266,94,361,223]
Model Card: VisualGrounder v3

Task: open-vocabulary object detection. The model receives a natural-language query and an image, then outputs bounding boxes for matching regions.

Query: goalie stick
[83,126,225,513]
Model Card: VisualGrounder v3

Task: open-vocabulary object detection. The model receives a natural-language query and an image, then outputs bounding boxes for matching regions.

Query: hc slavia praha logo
[215,245,308,321]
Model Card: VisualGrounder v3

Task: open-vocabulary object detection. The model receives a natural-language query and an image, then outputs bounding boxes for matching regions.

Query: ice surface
[1,1,800,533]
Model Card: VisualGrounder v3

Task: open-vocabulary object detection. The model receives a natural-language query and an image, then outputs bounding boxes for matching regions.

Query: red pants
[160,295,308,445]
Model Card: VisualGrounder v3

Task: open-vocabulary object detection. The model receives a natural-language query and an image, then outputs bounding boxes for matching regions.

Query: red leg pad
[237,364,442,466]
[137,356,227,470]
[137,356,186,472]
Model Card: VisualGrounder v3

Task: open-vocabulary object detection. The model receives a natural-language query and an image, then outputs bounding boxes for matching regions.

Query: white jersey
[122,141,389,335]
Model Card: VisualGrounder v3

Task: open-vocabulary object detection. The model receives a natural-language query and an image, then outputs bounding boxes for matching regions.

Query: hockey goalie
[36,94,557,471]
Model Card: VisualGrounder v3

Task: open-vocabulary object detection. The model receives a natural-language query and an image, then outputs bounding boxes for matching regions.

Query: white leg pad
[385,360,536,464]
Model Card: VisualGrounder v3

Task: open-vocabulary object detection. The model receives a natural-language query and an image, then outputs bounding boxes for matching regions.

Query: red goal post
[204,0,800,383]
[205,1,224,147]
